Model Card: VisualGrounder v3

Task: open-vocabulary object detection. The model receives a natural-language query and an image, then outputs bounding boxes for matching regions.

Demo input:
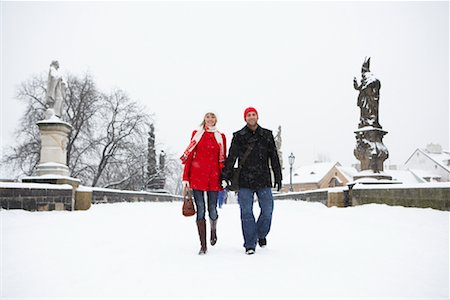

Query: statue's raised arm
[353,77,361,90]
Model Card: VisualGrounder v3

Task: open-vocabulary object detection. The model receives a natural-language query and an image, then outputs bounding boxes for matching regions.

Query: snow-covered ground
[1,200,448,299]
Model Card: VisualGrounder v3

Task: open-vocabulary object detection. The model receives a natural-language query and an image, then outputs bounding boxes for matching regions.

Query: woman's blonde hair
[200,112,217,127]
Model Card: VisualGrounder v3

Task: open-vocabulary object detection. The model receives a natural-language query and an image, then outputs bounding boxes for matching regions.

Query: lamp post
[288,152,295,192]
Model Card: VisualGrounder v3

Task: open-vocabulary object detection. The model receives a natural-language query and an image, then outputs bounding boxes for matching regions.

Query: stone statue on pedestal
[147,124,157,188]
[353,57,390,180]
[158,150,166,189]
[22,60,80,200]
[46,60,66,119]
[146,124,166,190]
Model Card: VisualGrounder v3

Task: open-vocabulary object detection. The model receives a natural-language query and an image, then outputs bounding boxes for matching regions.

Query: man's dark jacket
[222,125,282,189]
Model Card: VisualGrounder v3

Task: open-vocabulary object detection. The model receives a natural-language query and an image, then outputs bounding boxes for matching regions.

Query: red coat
[182,130,227,191]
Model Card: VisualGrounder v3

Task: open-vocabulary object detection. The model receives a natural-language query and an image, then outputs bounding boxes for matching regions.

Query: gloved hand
[182,181,190,189]
[221,180,230,189]
[274,181,282,192]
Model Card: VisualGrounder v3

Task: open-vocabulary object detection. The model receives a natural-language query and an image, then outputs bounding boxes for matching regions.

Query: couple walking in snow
[180,107,282,255]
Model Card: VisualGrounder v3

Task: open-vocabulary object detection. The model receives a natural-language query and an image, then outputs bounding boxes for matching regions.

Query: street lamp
[288,152,295,192]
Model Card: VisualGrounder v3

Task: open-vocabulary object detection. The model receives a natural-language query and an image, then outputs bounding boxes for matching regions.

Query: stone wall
[0,183,182,212]
[91,188,182,204]
[274,189,329,206]
[274,184,450,211]
[351,184,450,211]
[328,189,348,207]
[4,181,447,212]
[0,183,73,211]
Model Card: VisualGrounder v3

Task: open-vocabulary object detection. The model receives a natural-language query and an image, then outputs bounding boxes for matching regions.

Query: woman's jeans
[193,190,218,221]
[238,187,274,249]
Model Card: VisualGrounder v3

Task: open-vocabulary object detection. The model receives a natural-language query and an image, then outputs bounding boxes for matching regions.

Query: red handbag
[182,187,196,217]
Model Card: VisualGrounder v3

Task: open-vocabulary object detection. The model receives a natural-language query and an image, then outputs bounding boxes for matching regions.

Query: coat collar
[239,124,264,137]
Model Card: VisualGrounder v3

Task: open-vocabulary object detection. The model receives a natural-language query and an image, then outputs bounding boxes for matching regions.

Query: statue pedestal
[22,174,80,188]
[22,117,80,210]
[35,117,72,176]
[23,117,80,188]
[354,126,390,178]
[352,170,393,181]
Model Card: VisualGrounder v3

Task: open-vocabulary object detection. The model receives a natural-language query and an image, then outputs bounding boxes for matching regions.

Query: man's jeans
[193,190,218,221]
[238,187,274,249]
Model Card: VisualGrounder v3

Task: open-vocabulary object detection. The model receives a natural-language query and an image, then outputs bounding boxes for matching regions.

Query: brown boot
[196,219,207,255]
[210,218,217,246]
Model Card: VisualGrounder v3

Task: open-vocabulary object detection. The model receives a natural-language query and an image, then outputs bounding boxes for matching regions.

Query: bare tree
[2,73,101,179]
[90,89,150,187]
[64,73,100,178]
[4,75,46,176]
[101,137,148,190]
[163,151,183,195]
[3,72,184,193]
[3,73,150,187]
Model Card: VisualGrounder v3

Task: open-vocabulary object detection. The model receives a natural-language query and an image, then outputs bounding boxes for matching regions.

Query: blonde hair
[200,112,217,127]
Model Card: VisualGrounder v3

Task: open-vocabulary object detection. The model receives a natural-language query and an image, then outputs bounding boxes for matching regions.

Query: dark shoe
[258,238,267,248]
[245,248,255,255]
[196,220,207,255]
[210,218,217,246]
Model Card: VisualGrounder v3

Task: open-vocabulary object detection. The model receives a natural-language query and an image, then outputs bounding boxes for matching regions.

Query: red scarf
[180,125,225,167]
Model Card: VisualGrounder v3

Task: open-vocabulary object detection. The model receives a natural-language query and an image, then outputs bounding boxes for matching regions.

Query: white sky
[1,1,449,178]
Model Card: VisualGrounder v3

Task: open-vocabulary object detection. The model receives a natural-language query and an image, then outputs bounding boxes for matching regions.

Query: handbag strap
[183,186,192,200]
[237,142,256,170]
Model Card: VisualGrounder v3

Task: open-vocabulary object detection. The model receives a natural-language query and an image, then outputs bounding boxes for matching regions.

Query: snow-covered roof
[406,148,450,173]
[387,170,426,184]
[409,168,441,180]
[336,166,358,181]
[421,149,450,172]
[282,162,338,184]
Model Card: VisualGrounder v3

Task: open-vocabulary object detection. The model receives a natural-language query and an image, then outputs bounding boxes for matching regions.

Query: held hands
[221,180,230,189]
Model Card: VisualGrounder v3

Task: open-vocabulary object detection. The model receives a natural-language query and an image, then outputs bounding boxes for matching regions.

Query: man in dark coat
[222,107,282,255]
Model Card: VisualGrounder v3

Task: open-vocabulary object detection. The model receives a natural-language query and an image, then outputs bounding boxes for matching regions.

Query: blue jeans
[238,187,274,249]
[193,190,218,221]
[218,190,226,208]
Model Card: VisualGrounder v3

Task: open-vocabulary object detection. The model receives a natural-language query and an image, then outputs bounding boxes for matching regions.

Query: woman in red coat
[180,112,226,255]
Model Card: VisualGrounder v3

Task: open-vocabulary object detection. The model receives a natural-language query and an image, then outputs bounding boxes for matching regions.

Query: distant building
[281,162,358,192]
[281,160,428,193]
[405,144,450,182]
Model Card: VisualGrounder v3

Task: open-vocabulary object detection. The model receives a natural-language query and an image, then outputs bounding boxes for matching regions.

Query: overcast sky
[1,1,449,178]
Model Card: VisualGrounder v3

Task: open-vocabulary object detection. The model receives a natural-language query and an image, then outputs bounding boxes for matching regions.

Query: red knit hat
[244,107,258,120]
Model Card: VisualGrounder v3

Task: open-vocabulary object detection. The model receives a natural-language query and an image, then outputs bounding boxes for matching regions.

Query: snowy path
[1,201,448,299]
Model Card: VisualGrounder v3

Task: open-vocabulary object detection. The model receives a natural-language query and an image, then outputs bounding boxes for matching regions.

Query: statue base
[36,116,72,176]
[26,116,81,189]
[352,170,393,181]
[22,174,81,189]
[35,162,70,177]
[354,126,389,173]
